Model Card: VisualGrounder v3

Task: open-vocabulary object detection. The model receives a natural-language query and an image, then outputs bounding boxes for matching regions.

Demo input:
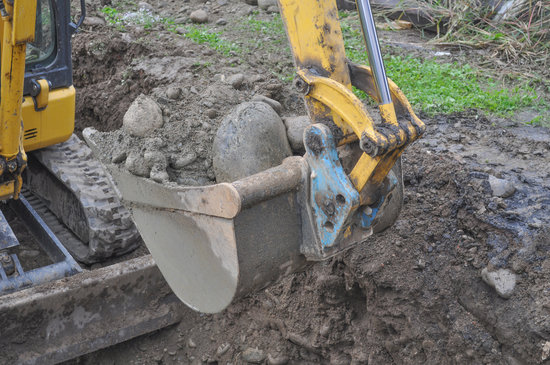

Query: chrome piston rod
[355,0,392,105]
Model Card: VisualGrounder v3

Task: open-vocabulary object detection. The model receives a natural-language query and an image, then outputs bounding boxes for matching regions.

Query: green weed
[101,6,125,30]
[183,26,241,56]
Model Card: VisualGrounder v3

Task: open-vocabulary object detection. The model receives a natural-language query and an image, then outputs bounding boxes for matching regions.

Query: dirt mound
[69,0,550,364]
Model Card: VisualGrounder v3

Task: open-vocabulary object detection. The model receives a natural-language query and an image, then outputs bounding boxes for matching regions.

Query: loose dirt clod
[123,94,163,137]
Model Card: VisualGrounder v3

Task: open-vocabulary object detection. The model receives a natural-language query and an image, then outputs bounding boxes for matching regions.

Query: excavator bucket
[84,0,425,313]
[81,150,309,313]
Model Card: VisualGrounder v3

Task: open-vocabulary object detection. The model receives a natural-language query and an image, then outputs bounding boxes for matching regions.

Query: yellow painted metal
[351,64,425,133]
[297,70,377,142]
[297,70,384,191]
[278,0,355,139]
[34,79,51,110]
[0,180,18,199]
[349,153,380,192]
[12,0,37,44]
[22,87,76,152]
[278,0,350,86]
[0,0,36,200]
[349,64,426,190]
[280,0,427,196]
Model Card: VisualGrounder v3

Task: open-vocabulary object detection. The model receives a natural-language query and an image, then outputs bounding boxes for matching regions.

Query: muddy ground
[64,0,549,364]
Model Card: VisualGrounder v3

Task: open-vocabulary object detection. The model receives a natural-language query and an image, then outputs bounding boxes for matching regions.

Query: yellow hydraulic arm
[0,0,36,200]
[279,0,425,200]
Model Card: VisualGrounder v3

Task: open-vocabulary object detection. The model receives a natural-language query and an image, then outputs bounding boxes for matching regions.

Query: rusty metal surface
[0,255,187,364]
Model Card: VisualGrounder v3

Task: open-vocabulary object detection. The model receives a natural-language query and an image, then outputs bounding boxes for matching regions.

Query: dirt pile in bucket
[68,0,550,364]
[78,21,302,185]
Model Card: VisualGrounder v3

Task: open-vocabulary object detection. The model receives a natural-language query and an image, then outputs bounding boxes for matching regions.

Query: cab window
[26,0,56,66]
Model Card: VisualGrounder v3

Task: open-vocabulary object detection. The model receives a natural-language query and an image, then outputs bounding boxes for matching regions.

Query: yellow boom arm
[0,0,37,200]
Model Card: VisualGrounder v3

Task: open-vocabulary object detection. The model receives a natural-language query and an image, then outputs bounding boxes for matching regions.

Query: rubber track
[29,135,141,264]
[21,189,84,257]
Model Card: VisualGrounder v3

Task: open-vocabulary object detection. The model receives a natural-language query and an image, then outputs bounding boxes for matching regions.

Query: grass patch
[383,56,538,115]
[182,26,241,56]
[340,14,546,122]
[245,14,286,38]
[101,5,239,56]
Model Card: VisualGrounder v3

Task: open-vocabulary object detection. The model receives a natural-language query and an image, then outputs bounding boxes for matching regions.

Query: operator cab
[20,0,83,152]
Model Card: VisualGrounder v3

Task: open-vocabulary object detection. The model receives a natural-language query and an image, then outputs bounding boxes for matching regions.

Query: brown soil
[65,0,550,364]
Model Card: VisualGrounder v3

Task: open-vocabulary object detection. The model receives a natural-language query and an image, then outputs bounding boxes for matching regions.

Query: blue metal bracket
[302,124,361,259]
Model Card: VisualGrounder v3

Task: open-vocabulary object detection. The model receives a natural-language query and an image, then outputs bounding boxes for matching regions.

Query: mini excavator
[1,0,424,362]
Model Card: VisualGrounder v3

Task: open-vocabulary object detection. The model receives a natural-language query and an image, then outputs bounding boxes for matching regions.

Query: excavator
[0,0,424,363]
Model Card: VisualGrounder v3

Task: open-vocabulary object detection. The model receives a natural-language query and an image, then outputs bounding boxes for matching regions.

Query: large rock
[190,9,208,23]
[123,94,163,137]
[283,115,311,154]
[213,102,292,183]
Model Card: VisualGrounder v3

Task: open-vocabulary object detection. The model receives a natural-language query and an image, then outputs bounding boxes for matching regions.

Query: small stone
[283,115,311,153]
[125,151,150,177]
[488,175,516,198]
[319,320,332,337]
[212,102,292,183]
[144,150,167,169]
[252,94,282,115]
[150,164,169,183]
[216,18,228,25]
[166,87,182,100]
[111,151,127,164]
[83,16,106,26]
[242,347,265,364]
[481,267,517,299]
[266,5,279,13]
[188,338,197,348]
[123,94,163,137]
[216,343,230,356]
[258,0,277,10]
[190,9,208,23]
[227,73,245,89]
[206,109,218,119]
